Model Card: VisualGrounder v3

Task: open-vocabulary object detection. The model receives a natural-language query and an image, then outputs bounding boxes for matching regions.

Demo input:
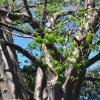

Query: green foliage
[47,3,60,14]
[9,0,99,98]
[56,37,64,43]
[73,0,80,5]
[43,38,49,44]
[79,46,84,50]
[16,20,23,24]
[68,15,75,21]
[45,34,55,43]
[22,1,98,86]
[52,60,63,73]
[0,0,5,4]
[35,36,43,43]
[21,64,36,100]
[28,41,36,49]
[57,22,63,27]
[77,8,84,17]
[23,26,30,31]
[76,8,85,27]
[77,20,82,27]
[86,32,94,43]
[12,0,17,8]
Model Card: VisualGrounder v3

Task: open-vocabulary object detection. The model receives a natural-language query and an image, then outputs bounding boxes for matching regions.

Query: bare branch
[12,33,34,39]
[0,28,33,39]
[23,0,33,18]
[84,77,100,81]
[0,21,37,37]
[12,8,23,13]
[42,0,47,26]
[86,52,100,68]
[0,9,41,30]
[94,40,100,45]
[1,39,46,70]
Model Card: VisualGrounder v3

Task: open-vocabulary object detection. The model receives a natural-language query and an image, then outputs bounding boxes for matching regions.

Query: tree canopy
[0,0,100,100]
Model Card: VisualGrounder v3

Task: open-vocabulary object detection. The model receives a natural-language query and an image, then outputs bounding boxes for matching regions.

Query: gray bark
[0,23,28,99]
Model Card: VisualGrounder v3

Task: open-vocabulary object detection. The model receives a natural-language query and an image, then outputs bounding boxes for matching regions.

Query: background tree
[0,0,100,100]
[80,66,100,100]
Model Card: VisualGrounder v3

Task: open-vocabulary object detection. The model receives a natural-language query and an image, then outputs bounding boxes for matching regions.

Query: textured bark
[0,0,99,100]
[42,44,58,100]
[0,24,28,99]
[34,67,46,100]
[62,68,86,100]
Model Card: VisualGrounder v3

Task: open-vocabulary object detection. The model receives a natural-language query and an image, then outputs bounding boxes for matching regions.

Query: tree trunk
[0,24,28,99]
[63,68,86,100]
[34,67,46,100]
[46,68,86,100]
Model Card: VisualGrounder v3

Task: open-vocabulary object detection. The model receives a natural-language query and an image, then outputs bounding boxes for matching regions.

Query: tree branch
[0,21,38,37]
[86,52,100,68]
[94,40,100,45]
[84,77,100,81]
[0,27,33,39]
[46,6,77,29]
[0,21,64,63]
[41,0,47,26]
[23,0,33,18]
[1,39,46,70]
[0,9,41,30]
[46,43,64,64]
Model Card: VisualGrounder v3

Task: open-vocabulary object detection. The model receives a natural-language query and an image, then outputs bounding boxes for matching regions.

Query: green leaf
[77,21,82,26]
[56,37,64,43]
[35,36,42,43]
[86,33,93,43]
[23,26,30,31]
[57,22,63,27]
[28,41,36,48]
[59,74,64,78]
[79,46,84,50]
[0,0,5,4]
[44,34,55,43]
[68,16,75,21]
[43,38,49,44]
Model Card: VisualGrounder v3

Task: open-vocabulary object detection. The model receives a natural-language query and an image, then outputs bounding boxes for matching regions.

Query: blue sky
[13,35,33,68]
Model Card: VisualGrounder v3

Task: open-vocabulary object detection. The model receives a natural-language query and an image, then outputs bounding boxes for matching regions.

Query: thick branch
[95,40,100,45]
[1,39,46,70]
[23,0,33,18]
[0,9,41,30]
[0,21,38,37]
[0,22,64,63]
[46,43,64,64]
[42,0,47,26]
[86,52,100,68]
[84,77,100,81]
[46,6,77,28]
[54,6,77,19]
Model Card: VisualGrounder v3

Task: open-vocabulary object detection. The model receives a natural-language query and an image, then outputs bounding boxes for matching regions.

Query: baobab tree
[0,0,100,100]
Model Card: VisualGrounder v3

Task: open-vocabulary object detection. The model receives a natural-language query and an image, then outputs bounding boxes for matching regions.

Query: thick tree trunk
[0,25,28,99]
[34,67,46,100]
[63,68,86,100]
[46,68,86,100]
